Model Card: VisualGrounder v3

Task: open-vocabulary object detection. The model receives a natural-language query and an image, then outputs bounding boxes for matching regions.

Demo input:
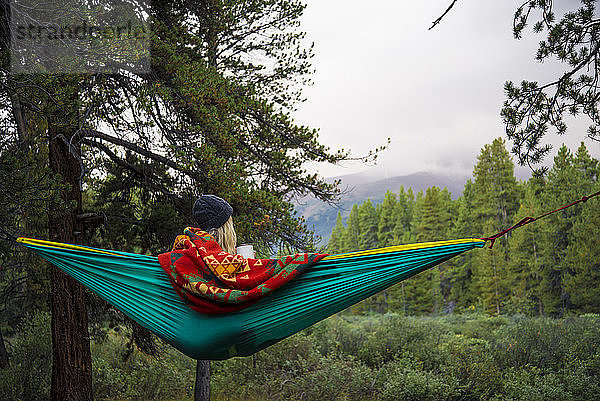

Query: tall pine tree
[471,138,520,314]
[563,144,600,312]
[377,191,397,247]
[327,212,346,254]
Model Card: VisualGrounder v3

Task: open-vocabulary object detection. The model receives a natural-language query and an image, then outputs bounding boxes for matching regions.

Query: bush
[0,311,52,401]
[440,335,503,399]
[377,362,460,401]
[211,332,322,400]
[308,315,372,357]
[91,328,195,401]
[502,363,600,401]
[357,314,452,371]
[285,354,375,401]
[492,314,600,371]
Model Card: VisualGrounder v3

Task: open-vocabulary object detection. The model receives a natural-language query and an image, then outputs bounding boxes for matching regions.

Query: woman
[159,195,325,314]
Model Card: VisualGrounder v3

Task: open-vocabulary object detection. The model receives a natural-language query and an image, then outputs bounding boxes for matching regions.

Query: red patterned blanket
[158,227,326,314]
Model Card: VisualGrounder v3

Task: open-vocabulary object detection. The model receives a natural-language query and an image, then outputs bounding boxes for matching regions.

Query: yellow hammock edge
[16,237,122,256]
[323,238,486,260]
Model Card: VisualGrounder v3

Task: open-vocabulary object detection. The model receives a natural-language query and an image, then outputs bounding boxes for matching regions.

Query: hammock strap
[480,189,600,249]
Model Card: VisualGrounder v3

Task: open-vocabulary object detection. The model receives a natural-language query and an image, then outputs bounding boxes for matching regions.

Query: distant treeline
[327,138,600,316]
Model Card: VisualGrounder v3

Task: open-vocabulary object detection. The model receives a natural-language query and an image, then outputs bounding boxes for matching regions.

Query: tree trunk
[48,87,93,401]
[0,327,9,368]
[194,360,211,401]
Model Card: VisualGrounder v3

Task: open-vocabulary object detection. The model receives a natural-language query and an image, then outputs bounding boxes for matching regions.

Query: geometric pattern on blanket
[158,227,326,314]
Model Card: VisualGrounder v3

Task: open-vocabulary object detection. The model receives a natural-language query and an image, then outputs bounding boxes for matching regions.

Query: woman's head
[193,195,237,254]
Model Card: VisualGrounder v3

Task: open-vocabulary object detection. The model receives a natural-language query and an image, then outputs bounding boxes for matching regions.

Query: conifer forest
[327,139,600,318]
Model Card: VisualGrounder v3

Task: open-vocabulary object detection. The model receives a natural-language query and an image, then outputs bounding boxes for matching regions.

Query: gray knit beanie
[192,195,233,231]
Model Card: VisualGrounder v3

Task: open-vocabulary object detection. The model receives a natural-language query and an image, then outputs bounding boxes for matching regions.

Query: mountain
[295,171,469,246]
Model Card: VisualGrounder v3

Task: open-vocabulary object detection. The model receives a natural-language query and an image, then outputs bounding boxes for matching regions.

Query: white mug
[236,244,255,258]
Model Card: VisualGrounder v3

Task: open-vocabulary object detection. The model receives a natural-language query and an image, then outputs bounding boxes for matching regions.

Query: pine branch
[81,129,202,180]
[81,139,174,197]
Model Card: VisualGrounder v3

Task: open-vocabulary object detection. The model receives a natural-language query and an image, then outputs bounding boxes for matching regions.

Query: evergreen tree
[358,200,379,250]
[351,200,385,312]
[387,187,417,313]
[327,143,600,317]
[401,187,451,314]
[560,143,599,313]
[447,179,476,309]
[377,191,397,247]
[471,138,520,314]
[507,177,545,315]
[393,186,415,245]
[415,187,452,242]
[573,142,599,183]
[343,204,361,252]
[537,145,583,315]
[327,212,346,254]
[0,1,384,397]
[564,187,600,312]
[502,1,600,170]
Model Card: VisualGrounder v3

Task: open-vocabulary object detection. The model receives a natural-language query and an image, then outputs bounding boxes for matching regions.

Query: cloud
[294,0,600,179]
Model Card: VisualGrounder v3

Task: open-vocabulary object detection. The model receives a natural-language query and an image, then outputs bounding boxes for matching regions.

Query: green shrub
[91,329,195,401]
[376,360,460,401]
[357,315,452,371]
[492,315,600,372]
[440,335,503,399]
[503,363,600,401]
[285,354,375,401]
[211,332,322,400]
[0,311,52,401]
[308,315,371,357]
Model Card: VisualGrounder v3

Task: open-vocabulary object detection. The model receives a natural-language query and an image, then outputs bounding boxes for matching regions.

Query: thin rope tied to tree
[481,189,600,249]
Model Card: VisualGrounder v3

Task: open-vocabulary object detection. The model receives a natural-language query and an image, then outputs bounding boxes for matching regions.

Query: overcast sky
[294,0,600,179]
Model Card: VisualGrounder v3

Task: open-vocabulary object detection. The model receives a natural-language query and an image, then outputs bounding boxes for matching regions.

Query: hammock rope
[480,189,600,248]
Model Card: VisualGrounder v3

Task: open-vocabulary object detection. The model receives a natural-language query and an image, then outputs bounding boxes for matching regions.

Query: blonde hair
[209,216,237,254]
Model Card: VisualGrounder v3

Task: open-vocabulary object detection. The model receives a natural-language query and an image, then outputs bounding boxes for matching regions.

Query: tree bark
[0,327,9,369]
[194,360,211,401]
[48,86,93,401]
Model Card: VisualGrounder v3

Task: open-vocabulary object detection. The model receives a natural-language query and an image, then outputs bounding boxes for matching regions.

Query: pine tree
[537,145,583,315]
[564,189,600,312]
[470,138,520,314]
[447,179,476,309]
[507,177,545,315]
[0,2,382,397]
[573,142,599,183]
[343,204,361,252]
[327,212,347,254]
[562,143,599,312]
[387,187,417,313]
[377,191,397,247]
[400,187,452,314]
[358,200,379,250]
[354,200,385,312]
[393,186,415,244]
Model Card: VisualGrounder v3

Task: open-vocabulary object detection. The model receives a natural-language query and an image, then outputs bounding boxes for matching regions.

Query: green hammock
[17,237,485,360]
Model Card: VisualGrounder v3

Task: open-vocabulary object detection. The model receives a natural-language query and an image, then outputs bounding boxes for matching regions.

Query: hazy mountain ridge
[295,171,469,246]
